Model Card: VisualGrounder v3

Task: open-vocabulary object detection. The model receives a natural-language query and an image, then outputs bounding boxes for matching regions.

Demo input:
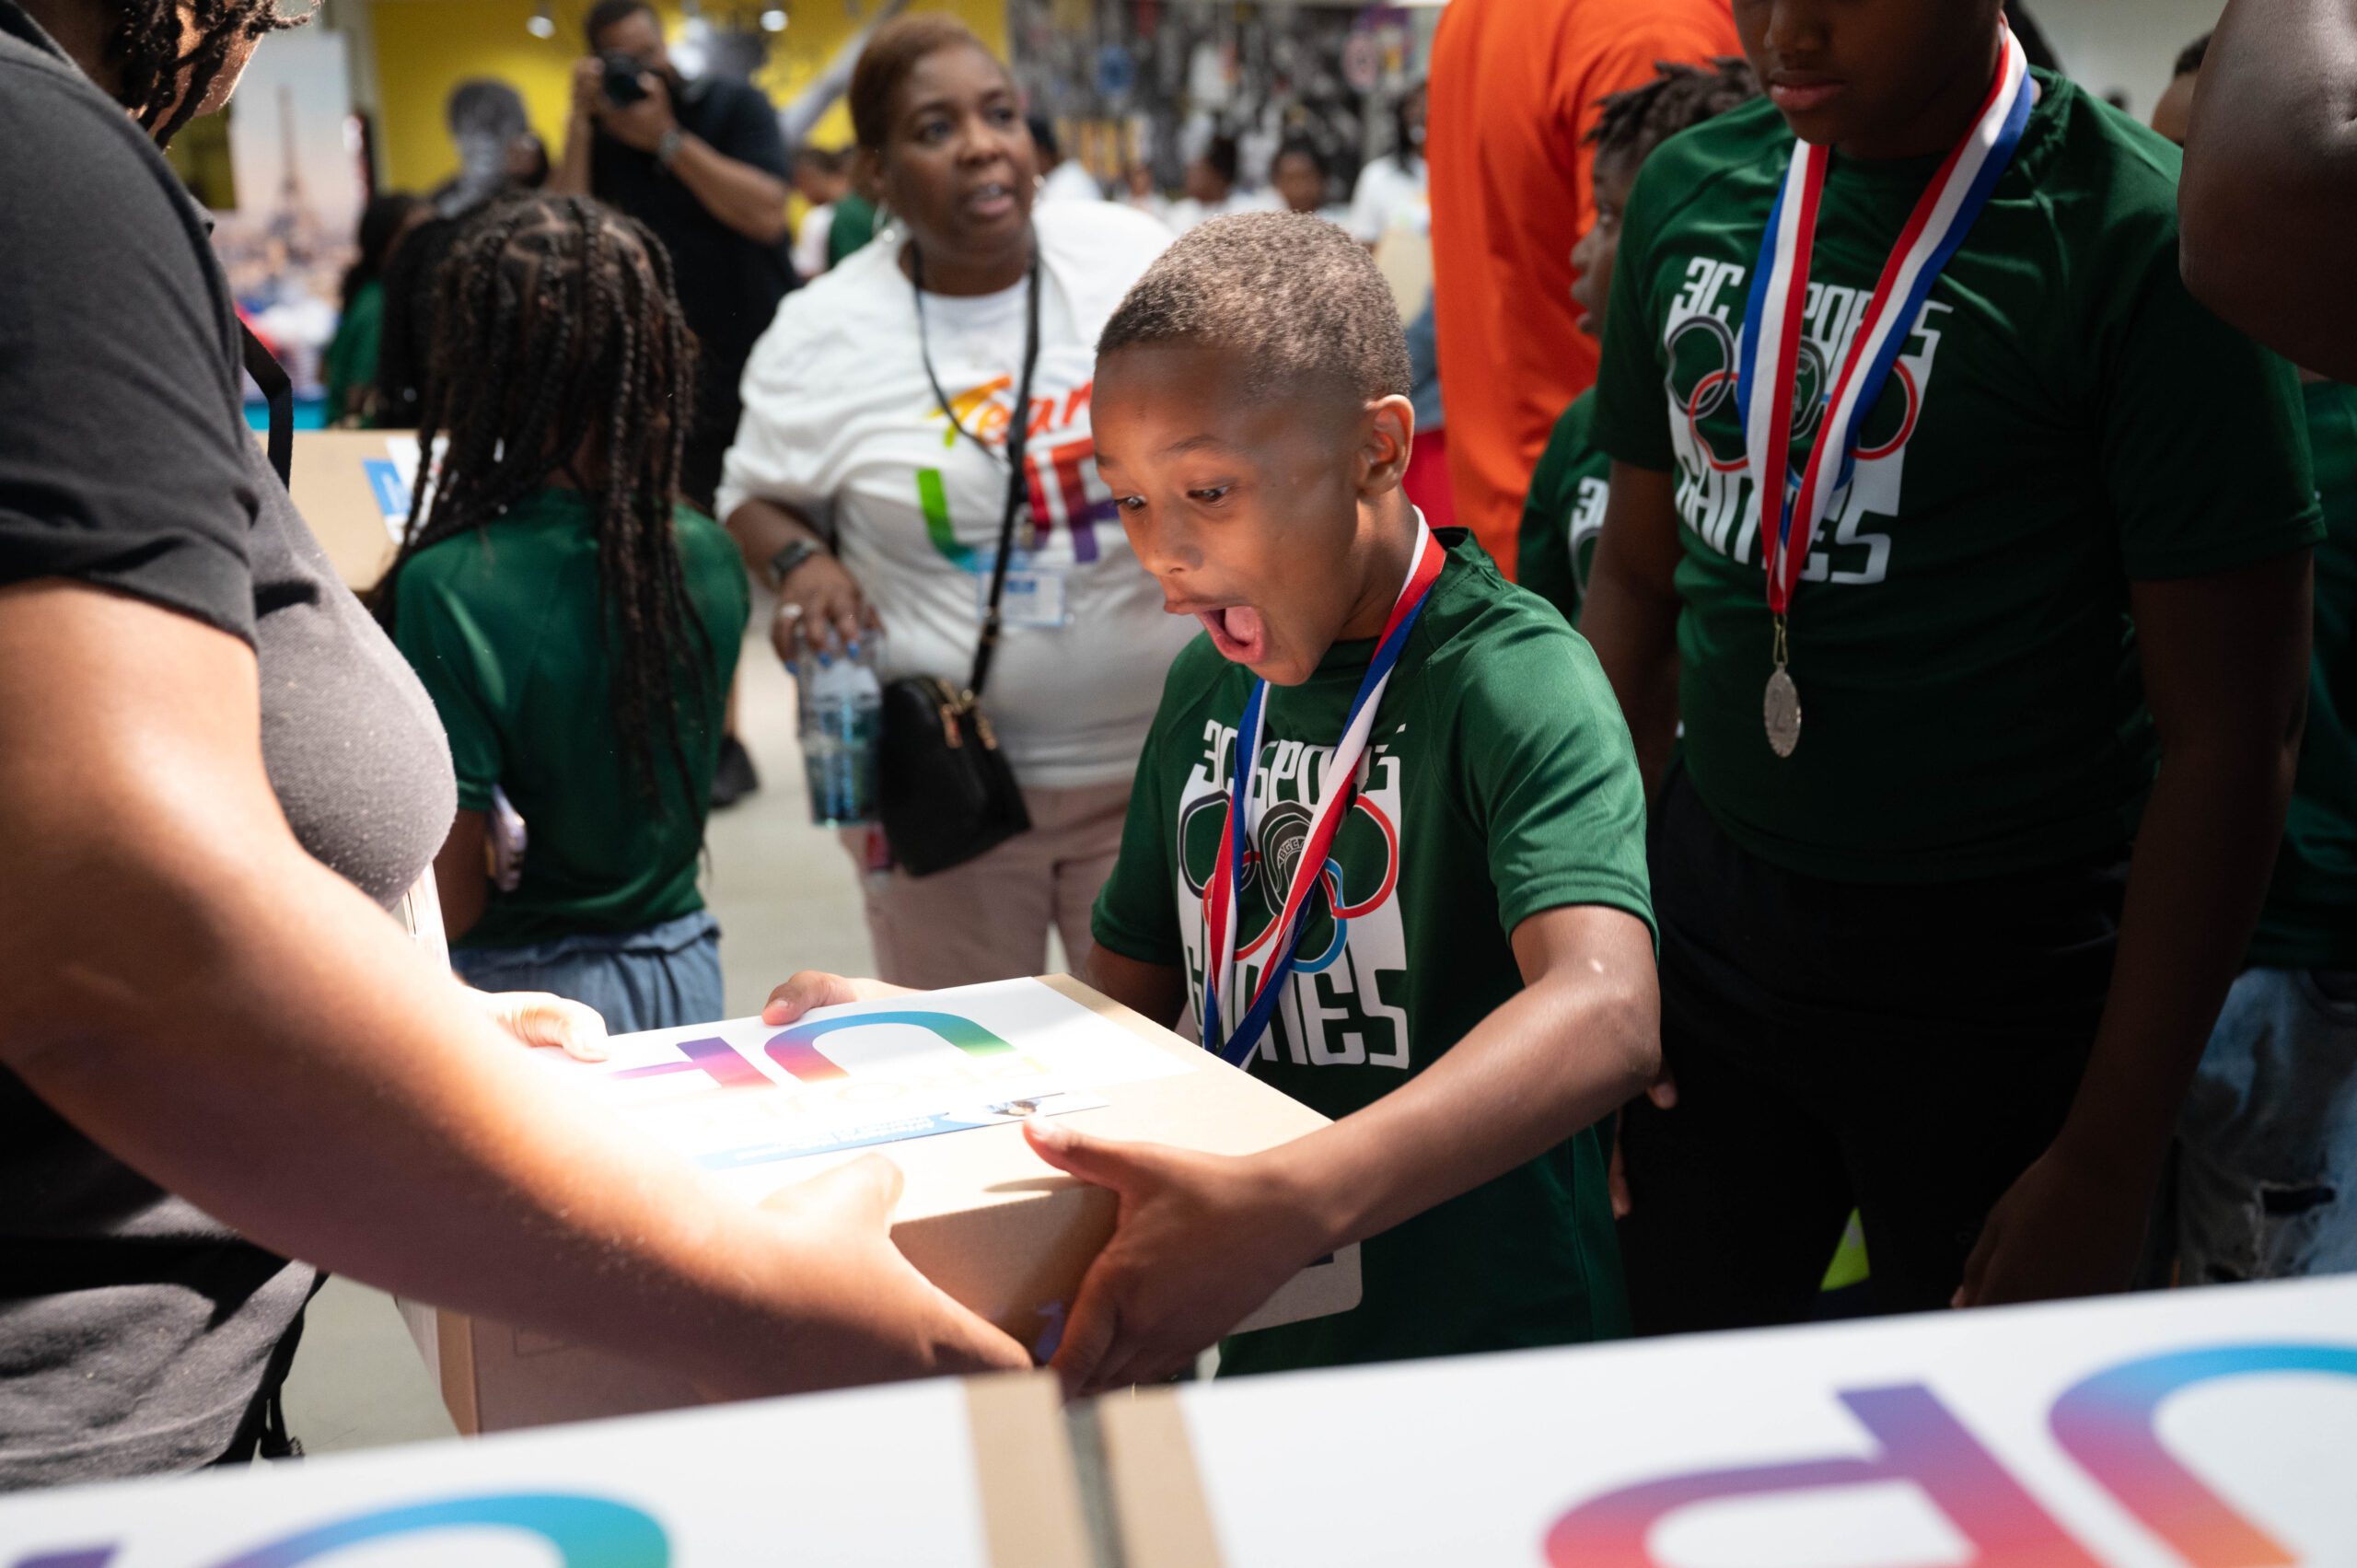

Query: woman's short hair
[848,15,1004,151]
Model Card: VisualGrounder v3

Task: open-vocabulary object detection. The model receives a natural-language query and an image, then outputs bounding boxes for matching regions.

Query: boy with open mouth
[768,212,1664,1388]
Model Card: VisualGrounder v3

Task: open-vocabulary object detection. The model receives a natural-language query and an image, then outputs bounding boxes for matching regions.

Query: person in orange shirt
[1427,0,1738,576]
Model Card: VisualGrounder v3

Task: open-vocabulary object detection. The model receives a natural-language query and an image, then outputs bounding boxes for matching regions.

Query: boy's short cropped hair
[1098,211,1413,407]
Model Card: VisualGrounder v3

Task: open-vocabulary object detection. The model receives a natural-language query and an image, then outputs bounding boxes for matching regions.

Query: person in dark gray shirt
[0,0,1022,1492]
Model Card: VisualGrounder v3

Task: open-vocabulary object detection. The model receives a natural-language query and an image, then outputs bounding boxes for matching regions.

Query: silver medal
[1764,668,1802,758]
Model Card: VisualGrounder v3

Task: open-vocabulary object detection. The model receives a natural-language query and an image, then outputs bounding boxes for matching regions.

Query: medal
[1736,26,2034,757]
[1764,615,1802,758]
[1200,517,1446,1070]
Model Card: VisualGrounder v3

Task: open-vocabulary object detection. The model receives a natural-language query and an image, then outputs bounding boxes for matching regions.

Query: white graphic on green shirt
[1568,476,1608,597]
[1173,718,1412,1072]
[1661,256,1947,584]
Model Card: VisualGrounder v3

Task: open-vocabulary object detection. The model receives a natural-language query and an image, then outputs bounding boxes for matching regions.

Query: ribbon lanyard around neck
[1736,27,2033,618]
[911,237,1042,699]
[1200,517,1446,1070]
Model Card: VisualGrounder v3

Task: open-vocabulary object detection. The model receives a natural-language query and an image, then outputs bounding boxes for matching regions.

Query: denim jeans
[453,911,726,1034]
[2177,966,2357,1283]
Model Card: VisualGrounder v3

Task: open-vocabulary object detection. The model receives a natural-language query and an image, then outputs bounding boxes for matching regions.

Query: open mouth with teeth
[964,180,1019,219]
[1198,605,1271,666]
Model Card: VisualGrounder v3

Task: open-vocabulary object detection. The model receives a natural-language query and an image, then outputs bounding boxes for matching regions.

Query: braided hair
[103,0,310,146]
[1587,58,1761,168]
[374,194,714,808]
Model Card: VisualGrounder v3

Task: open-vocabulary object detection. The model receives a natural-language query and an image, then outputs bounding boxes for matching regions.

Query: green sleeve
[1091,716,1182,966]
[1587,156,1678,474]
[322,284,384,427]
[2098,217,2322,577]
[390,558,506,814]
[828,195,878,269]
[1517,403,1585,622]
[1453,616,1656,945]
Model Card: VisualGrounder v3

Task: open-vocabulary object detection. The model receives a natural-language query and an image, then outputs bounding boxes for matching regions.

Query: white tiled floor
[281,610,878,1452]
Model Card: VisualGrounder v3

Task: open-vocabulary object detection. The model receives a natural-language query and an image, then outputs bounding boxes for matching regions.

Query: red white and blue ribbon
[1200,517,1446,1070]
[1736,27,2033,615]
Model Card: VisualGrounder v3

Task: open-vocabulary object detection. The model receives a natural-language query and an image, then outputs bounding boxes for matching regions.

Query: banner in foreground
[1101,1274,2357,1566]
[0,1374,1086,1568]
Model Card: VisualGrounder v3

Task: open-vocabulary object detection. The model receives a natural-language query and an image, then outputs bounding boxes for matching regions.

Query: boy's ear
[1357,394,1417,499]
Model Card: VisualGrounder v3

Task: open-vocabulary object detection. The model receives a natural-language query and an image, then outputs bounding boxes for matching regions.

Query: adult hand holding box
[399,976,1361,1432]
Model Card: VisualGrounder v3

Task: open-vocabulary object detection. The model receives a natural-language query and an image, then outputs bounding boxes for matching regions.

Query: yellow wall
[366,0,1009,194]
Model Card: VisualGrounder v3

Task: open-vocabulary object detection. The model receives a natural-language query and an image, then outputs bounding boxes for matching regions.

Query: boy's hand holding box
[399,976,1360,1433]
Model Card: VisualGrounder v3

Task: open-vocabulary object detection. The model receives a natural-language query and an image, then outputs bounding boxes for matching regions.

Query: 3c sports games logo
[1666,308,1922,475]
[1179,787,1400,973]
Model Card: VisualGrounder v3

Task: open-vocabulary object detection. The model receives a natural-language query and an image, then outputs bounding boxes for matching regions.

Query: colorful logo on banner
[610,1011,1023,1093]
[15,1342,2353,1567]
[1542,1342,2357,1567]
[14,1493,665,1568]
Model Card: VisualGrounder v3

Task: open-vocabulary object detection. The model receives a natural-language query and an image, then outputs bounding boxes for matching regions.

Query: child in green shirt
[1581,0,2320,1329]
[765,214,1660,1388]
[2148,42,2357,1281]
[377,194,749,1032]
[1518,60,1758,626]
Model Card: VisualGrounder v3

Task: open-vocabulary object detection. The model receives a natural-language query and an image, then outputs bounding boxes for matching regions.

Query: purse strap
[911,237,1044,703]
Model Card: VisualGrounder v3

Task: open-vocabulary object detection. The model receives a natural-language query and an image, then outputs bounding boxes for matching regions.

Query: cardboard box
[401,976,1361,1434]
[0,1372,1089,1567]
[1096,1273,2357,1567]
[272,428,422,590]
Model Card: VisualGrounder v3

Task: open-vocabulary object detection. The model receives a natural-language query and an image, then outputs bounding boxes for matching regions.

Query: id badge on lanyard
[975,551,1071,629]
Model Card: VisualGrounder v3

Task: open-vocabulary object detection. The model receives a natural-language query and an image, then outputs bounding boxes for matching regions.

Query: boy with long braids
[1519,58,1759,625]
[1583,0,2320,1330]
[377,194,750,1031]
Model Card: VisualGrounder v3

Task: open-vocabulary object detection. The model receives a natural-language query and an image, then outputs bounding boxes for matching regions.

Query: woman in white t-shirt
[720,15,1185,991]
[1347,82,1429,247]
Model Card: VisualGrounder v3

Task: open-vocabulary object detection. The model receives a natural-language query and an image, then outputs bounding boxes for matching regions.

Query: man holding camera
[553,0,794,515]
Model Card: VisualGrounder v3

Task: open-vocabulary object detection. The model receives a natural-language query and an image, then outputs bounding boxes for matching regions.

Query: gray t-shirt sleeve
[0,47,262,640]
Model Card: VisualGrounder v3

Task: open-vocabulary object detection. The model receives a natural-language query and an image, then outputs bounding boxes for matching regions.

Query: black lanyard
[238,320,294,488]
[910,238,1042,698]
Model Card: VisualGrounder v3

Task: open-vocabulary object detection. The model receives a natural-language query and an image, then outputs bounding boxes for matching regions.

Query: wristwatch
[764,537,825,591]
[655,127,686,169]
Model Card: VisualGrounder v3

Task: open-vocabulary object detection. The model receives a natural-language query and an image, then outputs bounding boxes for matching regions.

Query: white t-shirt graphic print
[721,202,1190,789]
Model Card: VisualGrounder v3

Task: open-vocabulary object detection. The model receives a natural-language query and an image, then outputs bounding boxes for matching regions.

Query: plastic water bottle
[798,630,882,827]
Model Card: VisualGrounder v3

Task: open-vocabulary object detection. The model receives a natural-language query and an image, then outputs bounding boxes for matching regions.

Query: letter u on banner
[1542,1383,2101,1568]
[2050,1342,2357,1568]
[765,1011,1018,1084]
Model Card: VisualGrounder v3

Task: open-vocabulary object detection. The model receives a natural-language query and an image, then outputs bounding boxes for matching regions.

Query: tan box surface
[401,976,1360,1434]
[273,428,413,589]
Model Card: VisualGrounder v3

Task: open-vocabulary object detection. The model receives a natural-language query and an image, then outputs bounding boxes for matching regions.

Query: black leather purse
[877,242,1041,877]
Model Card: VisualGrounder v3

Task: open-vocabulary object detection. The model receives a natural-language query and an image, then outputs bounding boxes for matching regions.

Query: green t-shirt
[1092,531,1655,1375]
[827,192,879,269]
[1517,389,1611,627]
[1592,75,2322,882]
[322,278,385,428]
[391,488,750,948]
[2253,378,2357,968]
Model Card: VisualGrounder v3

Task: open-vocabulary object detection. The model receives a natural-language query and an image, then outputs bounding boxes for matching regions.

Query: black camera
[600,52,651,107]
